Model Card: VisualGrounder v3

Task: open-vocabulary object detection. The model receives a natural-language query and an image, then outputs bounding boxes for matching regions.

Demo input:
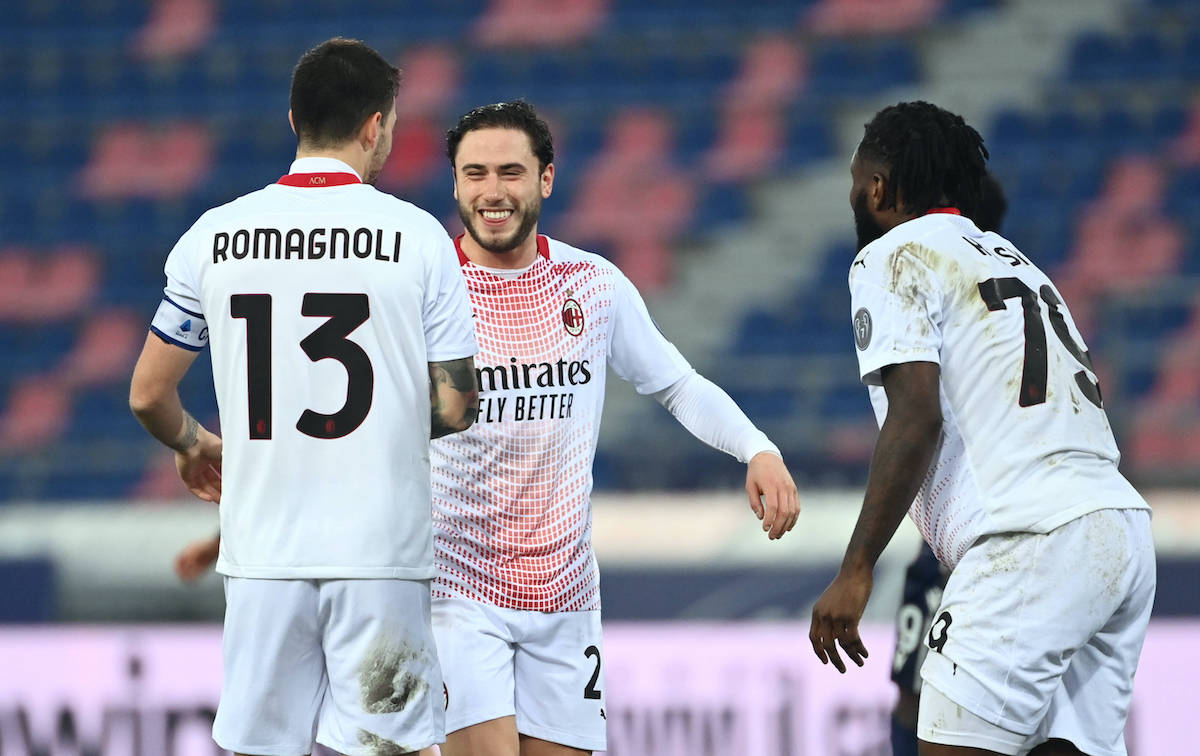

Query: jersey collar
[278,157,362,187]
[924,207,962,216]
[455,233,551,266]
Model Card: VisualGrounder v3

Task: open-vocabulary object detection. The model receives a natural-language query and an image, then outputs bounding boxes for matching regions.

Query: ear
[541,162,555,199]
[452,168,459,200]
[361,111,383,149]
[869,170,889,212]
[288,109,296,136]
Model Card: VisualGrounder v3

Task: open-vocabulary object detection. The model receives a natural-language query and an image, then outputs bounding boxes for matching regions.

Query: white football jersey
[849,211,1147,568]
[431,235,692,612]
[150,157,477,579]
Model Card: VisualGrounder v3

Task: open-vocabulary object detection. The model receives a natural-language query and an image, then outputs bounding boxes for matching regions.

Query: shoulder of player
[543,236,624,278]
[851,216,965,283]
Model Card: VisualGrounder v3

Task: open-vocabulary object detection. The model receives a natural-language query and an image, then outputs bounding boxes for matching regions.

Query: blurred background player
[425,100,799,756]
[810,101,1154,756]
[130,38,479,756]
[888,171,1007,756]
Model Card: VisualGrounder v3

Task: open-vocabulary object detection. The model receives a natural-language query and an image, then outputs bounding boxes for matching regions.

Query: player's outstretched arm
[810,360,941,673]
[175,533,220,582]
[130,333,223,503]
[653,372,800,538]
[429,356,479,439]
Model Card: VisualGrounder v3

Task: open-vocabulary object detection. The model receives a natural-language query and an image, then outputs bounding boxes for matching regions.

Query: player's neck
[293,145,368,182]
[460,230,540,270]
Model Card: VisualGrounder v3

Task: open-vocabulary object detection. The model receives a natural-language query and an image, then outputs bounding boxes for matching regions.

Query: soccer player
[808,101,1155,756]
[889,172,1007,756]
[429,100,800,756]
[130,38,479,756]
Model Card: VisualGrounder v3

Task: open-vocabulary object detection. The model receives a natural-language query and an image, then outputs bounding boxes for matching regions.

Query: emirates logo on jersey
[562,293,584,337]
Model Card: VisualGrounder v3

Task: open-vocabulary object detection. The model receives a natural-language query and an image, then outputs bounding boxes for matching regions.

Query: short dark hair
[858,101,989,220]
[290,38,400,148]
[446,100,554,171]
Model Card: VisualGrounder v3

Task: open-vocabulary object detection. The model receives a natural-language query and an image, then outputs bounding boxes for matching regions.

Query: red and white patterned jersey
[431,235,692,611]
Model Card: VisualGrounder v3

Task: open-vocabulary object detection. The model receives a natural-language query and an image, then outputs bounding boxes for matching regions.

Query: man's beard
[459,197,541,254]
[364,145,387,186]
[853,189,886,251]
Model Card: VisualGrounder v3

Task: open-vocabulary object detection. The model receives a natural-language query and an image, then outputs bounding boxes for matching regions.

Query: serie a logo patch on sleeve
[853,307,873,351]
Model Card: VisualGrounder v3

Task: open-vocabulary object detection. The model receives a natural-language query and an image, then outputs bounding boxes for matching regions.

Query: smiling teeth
[482,210,511,220]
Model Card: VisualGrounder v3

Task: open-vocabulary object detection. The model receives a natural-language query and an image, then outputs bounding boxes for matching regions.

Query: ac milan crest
[562,294,584,336]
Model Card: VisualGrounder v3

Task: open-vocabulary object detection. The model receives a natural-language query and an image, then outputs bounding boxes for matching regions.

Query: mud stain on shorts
[358,728,412,756]
[358,632,429,715]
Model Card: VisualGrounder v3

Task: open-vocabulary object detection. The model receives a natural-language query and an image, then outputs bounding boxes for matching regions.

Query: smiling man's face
[454,127,553,258]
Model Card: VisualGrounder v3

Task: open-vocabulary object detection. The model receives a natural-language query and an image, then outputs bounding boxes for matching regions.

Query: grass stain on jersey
[357,728,411,756]
[358,633,428,714]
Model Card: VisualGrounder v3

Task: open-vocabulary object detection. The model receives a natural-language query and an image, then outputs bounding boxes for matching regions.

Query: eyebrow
[460,162,528,173]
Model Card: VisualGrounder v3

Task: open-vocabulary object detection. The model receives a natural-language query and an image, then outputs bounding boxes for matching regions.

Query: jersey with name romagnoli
[849,212,1148,568]
[431,235,691,612]
[150,159,477,580]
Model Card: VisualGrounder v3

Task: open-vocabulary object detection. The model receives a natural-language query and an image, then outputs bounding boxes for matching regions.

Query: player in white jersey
[807,102,1154,756]
[129,39,479,756]
[427,101,800,756]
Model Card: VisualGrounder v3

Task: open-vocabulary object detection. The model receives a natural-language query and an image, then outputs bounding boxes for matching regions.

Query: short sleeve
[423,235,478,362]
[608,270,692,394]
[150,227,209,351]
[849,244,943,386]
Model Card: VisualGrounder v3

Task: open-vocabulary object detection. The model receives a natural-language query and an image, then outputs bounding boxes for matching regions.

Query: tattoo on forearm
[170,412,200,452]
[429,357,479,439]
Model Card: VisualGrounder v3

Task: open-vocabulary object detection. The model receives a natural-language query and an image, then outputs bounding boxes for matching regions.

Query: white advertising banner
[0,621,1194,755]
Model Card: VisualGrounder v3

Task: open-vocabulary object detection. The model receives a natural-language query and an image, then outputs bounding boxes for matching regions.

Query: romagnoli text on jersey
[475,357,592,423]
[211,227,404,264]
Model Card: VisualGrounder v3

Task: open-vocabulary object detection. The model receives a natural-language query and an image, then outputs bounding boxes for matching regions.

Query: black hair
[446,100,554,171]
[974,172,1007,233]
[858,101,989,220]
[290,38,400,148]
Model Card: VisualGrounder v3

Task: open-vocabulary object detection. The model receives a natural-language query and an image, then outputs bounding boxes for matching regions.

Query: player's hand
[175,428,223,503]
[174,535,220,582]
[746,451,800,540]
[809,566,873,673]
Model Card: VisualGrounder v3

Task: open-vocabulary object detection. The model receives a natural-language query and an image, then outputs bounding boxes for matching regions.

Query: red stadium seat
[723,35,808,110]
[0,378,70,454]
[806,0,943,35]
[473,0,608,47]
[131,0,216,60]
[0,246,100,323]
[77,123,213,200]
[58,309,145,390]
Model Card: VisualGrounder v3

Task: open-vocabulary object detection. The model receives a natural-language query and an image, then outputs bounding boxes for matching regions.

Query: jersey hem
[859,350,941,385]
[1022,499,1150,535]
[633,365,693,397]
[149,325,204,352]
[216,563,437,579]
[162,294,204,318]
[426,343,481,362]
[515,719,607,752]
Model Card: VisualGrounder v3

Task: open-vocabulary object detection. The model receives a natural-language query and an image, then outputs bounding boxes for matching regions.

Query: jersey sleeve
[608,270,692,395]
[849,244,944,386]
[150,226,209,351]
[423,235,478,362]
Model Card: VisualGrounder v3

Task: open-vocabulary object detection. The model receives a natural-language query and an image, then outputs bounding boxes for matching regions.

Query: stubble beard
[853,189,886,251]
[459,197,542,255]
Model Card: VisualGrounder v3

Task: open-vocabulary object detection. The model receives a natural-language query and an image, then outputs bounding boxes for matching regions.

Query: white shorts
[213,577,445,756]
[432,598,607,752]
[918,508,1155,756]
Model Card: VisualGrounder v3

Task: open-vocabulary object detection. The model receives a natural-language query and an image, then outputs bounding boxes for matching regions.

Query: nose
[481,173,503,202]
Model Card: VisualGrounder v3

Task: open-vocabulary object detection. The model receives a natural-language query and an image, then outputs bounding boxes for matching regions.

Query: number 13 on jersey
[231,292,375,440]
